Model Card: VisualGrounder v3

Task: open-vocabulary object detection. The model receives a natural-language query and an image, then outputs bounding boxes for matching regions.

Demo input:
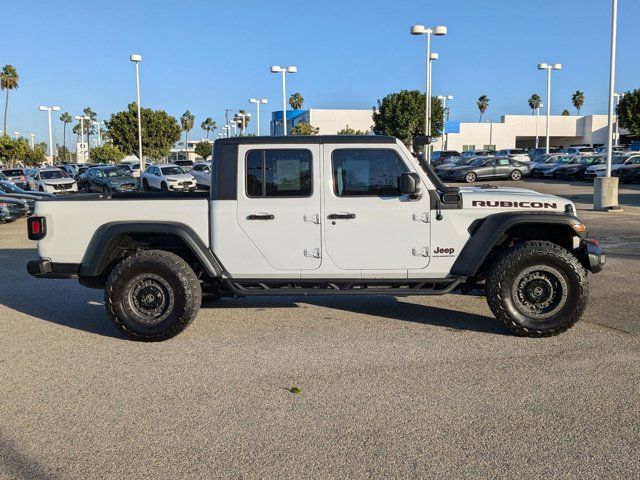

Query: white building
[271,109,373,135]
[167,138,213,162]
[442,114,624,152]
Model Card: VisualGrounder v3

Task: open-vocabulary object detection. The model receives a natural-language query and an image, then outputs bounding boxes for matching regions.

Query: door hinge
[412,247,430,257]
[304,214,320,224]
[304,248,321,258]
[412,212,430,223]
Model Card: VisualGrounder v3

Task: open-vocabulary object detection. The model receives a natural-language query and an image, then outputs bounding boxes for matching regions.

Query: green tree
[57,145,74,162]
[1,65,19,137]
[289,92,304,110]
[562,109,570,116]
[180,110,195,151]
[477,95,490,121]
[337,124,368,135]
[195,141,212,160]
[105,103,181,160]
[201,117,217,139]
[72,107,97,155]
[90,143,125,163]
[528,93,542,114]
[290,122,319,135]
[25,142,47,166]
[372,90,444,147]
[572,91,585,115]
[0,136,30,166]
[59,112,73,161]
[617,89,640,135]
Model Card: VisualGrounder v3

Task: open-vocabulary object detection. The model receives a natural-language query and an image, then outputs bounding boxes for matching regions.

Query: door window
[332,149,408,197]
[498,158,510,165]
[246,149,312,198]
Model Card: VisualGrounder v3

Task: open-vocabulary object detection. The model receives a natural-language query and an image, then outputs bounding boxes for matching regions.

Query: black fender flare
[450,212,585,277]
[79,221,224,278]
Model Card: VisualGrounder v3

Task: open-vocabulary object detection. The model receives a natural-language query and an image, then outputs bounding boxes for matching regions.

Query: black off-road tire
[105,250,201,341]
[485,240,588,337]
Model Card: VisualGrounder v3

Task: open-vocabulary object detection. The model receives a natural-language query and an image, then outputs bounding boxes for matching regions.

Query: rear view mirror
[400,172,420,196]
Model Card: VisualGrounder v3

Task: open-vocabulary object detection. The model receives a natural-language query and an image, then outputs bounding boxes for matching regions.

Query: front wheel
[161,182,168,192]
[485,241,588,337]
[142,179,149,191]
[510,169,522,181]
[104,250,202,341]
[464,171,477,183]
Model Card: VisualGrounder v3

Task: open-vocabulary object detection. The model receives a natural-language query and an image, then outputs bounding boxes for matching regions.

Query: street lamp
[535,103,544,149]
[436,95,453,150]
[270,65,297,136]
[74,115,90,162]
[235,112,252,136]
[613,92,624,148]
[13,131,20,139]
[29,133,35,149]
[249,98,268,136]
[39,105,61,163]
[411,24,447,150]
[93,121,103,146]
[130,54,144,174]
[537,62,562,155]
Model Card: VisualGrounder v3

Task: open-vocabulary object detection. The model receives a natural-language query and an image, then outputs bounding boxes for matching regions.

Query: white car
[562,146,596,157]
[141,164,197,192]
[495,148,530,162]
[584,153,640,179]
[190,162,212,189]
[28,168,78,194]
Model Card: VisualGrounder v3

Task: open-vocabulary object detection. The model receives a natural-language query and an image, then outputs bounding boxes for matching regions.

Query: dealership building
[271,109,373,136]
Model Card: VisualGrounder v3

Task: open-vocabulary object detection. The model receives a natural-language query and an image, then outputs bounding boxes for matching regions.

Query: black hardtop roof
[214,135,397,146]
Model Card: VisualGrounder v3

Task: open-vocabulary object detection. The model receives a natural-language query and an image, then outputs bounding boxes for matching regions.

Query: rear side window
[246,149,312,198]
[332,149,408,197]
[3,169,23,176]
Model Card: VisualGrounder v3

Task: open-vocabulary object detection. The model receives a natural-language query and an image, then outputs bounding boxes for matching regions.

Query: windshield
[555,157,575,165]
[469,158,487,166]
[579,156,602,165]
[0,172,7,181]
[613,156,627,164]
[2,169,23,176]
[161,166,186,175]
[103,168,128,178]
[41,170,66,179]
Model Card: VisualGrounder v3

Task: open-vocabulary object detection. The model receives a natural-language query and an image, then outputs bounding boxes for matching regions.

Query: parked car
[530,156,579,178]
[434,157,478,176]
[0,196,29,221]
[82,166,139,193]
[529,153,565,170]
[554,155,606,180]
[430,150,460,166]
[60,164,82,178]
[528,147,562,161]
[0,181,53,213]
[444,157,530,183]
[460,150,492,160]
[495,148,530,162]
[141,164,197,192]
[190,162,212,189]
[174,159,195,171]
[613,162,640,183]
[584,153,640,179]
[561,146,596,156]
[1,168,29,189]
[27,167,78,194]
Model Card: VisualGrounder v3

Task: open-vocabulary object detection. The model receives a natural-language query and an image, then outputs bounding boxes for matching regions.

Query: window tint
[332,149,408,197]
[246,149,312,198]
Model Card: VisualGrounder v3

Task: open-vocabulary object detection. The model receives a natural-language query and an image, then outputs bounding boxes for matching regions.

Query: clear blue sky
[2,0,639,146]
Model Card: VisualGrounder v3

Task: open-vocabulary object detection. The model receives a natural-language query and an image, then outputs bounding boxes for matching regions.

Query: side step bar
[222,278,461,297]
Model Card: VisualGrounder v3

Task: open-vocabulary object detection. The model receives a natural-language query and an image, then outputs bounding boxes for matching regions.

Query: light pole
[270,65,297,136]
[411,24,447,147]
[235,112,252,136]
[613,92,624,148]
[39,105,61,163]
[29,133,35,149]
[537,63,562,154]
[436,95,453,151]
[130,54,144,174]
[535,103,544,149]
[74,115,90,162]
[14,131,20,140]
[249,98,268,136]
[93,121,103,146]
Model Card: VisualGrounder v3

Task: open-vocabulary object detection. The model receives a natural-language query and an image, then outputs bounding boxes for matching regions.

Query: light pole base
[593,176,622,212]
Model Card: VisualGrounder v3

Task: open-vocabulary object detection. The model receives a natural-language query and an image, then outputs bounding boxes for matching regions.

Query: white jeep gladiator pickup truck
[27,135,605,341]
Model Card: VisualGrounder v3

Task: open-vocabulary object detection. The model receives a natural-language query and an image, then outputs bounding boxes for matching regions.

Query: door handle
[327,213,356,220]
[247,214,275,220]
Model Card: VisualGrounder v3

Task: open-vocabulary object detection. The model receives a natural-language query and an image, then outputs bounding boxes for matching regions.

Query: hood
[0,195,27,206]
[460,186,572,214]
[0,193,41,201]
[106,176,137,186]
[165,174,195,182]
[42,178,75,185]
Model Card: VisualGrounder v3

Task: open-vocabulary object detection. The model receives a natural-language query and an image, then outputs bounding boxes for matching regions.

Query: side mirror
[400,172,420,196]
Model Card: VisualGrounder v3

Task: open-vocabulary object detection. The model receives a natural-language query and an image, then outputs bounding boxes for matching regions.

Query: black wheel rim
[512,265,568,319]
[125,274,175,325]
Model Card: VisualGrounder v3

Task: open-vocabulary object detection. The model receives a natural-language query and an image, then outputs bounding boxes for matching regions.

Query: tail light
[27,216,47,240]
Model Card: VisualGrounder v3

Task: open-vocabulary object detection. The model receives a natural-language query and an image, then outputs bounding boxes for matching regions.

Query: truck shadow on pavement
[1,248,507,339]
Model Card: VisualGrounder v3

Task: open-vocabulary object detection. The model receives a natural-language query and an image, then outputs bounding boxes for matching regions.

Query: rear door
[236,145,322,271]
[322,145,431,271]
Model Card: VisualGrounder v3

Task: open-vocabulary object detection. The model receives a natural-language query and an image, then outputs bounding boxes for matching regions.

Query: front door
[236,146,322,271]
[322,146,431,271]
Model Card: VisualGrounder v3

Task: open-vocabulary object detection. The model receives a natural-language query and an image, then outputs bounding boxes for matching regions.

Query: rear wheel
[465,171,477,183]
[105,250,202,341]
[510,169,522,181]
[142,179,149,191]
[486,241,588,337]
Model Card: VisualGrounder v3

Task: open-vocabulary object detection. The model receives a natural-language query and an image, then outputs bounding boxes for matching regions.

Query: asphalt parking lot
[1,178,639,479]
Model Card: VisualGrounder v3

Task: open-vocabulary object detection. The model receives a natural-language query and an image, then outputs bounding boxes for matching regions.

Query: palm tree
[562,109,571,116]
[1,65,19,137]
[233,110,251,135]
[572,91,585,115]
[528,94,542,115]
[201,117,217,139]
[180,110,195,156]
[289,92,304,110]
[477,95,489,121]
[60,112,72,161]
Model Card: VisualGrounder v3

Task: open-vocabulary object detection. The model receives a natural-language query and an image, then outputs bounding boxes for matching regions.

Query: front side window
[246,149,312,198]
[332,149,408,197]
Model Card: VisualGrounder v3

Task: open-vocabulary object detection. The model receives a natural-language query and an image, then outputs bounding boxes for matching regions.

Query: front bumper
[27,259,80,279]
[581,240,606,274]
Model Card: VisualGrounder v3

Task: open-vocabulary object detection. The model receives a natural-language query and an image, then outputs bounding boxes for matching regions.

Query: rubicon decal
[472,200,558,209]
